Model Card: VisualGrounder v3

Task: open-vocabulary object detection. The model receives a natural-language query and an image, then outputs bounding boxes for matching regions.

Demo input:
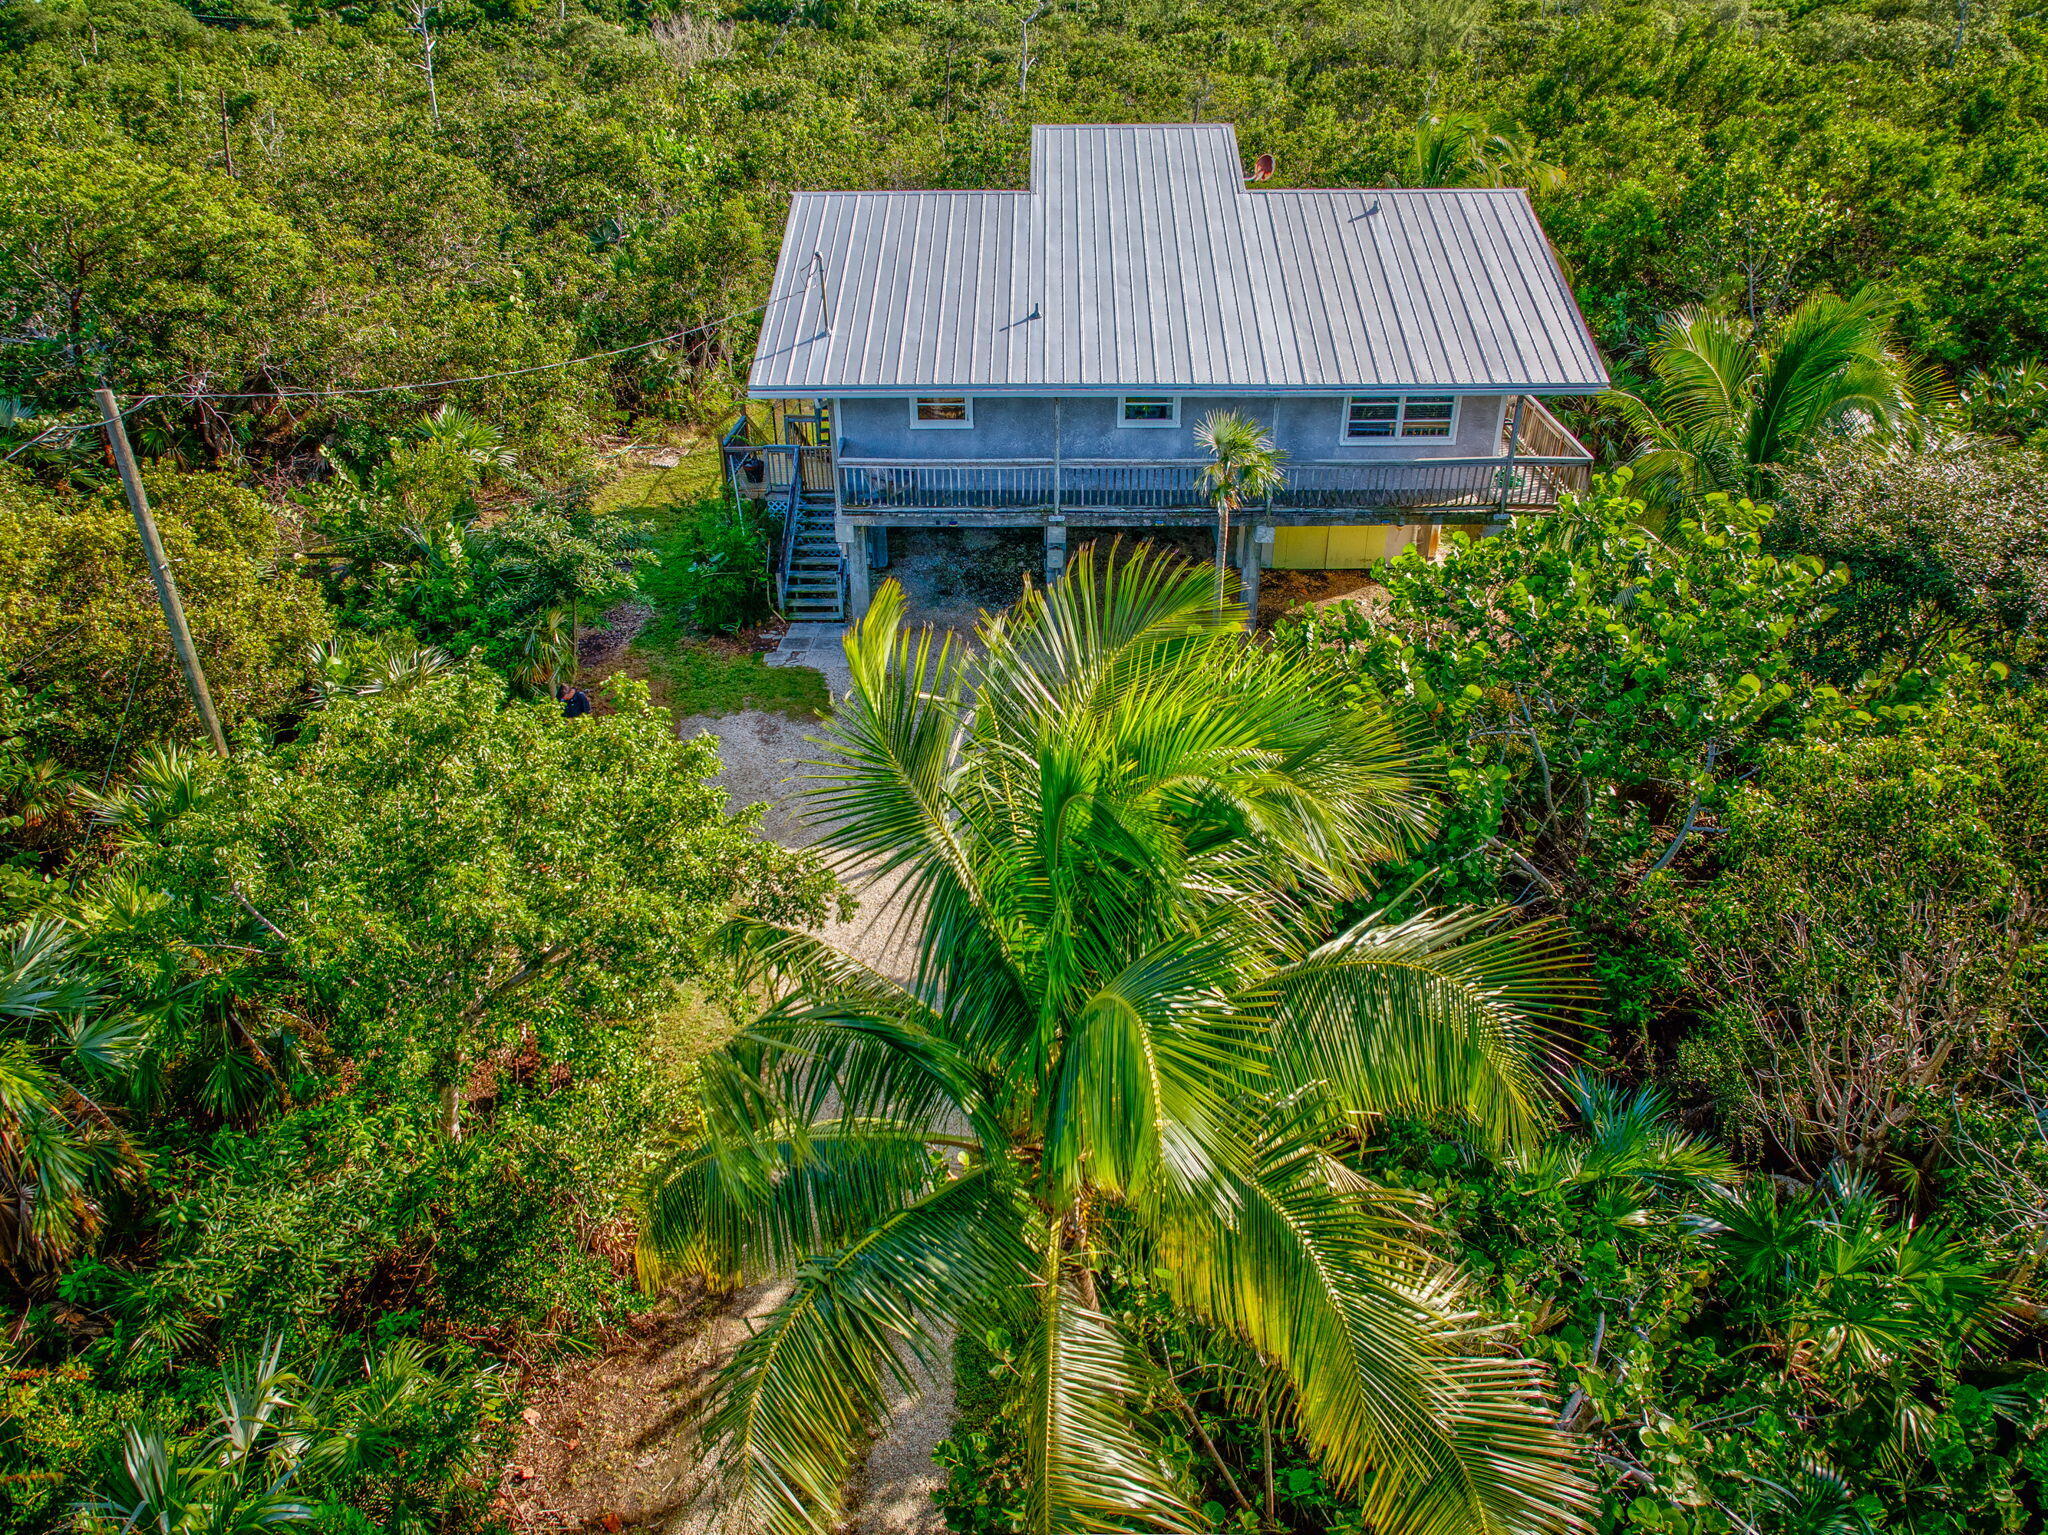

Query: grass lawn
[597,451,725,523]
[637,636,830,718]
[590,436,831,722]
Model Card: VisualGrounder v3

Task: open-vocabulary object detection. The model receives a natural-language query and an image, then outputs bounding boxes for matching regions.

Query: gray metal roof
[747,124,1609,397]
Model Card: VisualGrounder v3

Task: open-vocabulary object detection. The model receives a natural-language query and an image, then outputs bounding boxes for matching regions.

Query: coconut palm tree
[1195,410,1287,612]
[1610,289,1951,511]
[641,547,1593,1535]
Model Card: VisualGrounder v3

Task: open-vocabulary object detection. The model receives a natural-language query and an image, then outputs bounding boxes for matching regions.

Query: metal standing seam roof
[747,124,1610,398]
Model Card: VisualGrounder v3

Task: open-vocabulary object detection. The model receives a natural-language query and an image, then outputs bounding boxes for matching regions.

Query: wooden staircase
[779,492,845,622]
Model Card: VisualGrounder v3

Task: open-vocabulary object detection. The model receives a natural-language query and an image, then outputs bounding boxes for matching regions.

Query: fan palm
[306,634,457,707]
[641,546,1593,1534]
[77,1335,470,1533]
[1195,411,1286,612]
[1610,289,1951,511]
[0,918,143,1282]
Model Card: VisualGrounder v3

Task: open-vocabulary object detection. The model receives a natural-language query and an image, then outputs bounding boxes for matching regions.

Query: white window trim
[1341,394,1462,444]
[909,396,974,429]
[1118,395,1181,428]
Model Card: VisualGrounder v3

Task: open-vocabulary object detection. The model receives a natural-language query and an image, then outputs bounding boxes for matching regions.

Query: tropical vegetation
[5,1,2048,1533]
[642,552,1589,1533]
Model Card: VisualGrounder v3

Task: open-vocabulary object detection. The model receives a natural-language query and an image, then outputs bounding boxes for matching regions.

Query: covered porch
[720,396,1593,622]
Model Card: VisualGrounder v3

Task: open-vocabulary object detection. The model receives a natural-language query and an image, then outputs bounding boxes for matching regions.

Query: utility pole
[95,389,229,757]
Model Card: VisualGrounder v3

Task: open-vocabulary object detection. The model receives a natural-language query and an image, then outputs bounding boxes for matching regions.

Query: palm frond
[1157,1101,1591,1535]
[639,1102,947,1288]
[1040,928,1265,1212]
[1020,1243,1202,1534]
[1646,305,1757,450]
[971,541,1242,730]
[1524,1075,1737,1195]
[1746,289,1906,473]
[715,920,1005,1143]
[701,1169,1033,1535]
[1264,908,1586,1154]
[0,919,105,1021]
[806,584,1039,1062]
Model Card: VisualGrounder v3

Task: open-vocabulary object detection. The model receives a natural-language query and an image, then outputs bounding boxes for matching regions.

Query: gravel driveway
[673,629,950,1534]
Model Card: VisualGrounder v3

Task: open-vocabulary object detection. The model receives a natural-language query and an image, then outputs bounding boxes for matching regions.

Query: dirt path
[503,636,949,1535]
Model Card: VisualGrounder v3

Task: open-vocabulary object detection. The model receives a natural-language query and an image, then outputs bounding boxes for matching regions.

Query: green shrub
[0,465,330,768]
[0,1365,149,1535]
[1648,689,2048,1192]
[636,495,777,638]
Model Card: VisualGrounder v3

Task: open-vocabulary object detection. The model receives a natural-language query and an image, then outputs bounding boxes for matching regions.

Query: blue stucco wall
[834,394,1509,463]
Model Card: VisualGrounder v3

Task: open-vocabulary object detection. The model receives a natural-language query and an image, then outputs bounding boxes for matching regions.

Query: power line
[2,394,153,462]
[2,289,795,461]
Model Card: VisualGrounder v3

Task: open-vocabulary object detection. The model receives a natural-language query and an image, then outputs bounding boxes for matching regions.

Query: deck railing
[725,441,833,500]
[837,454,1592,516]
[1506,395,1594,461]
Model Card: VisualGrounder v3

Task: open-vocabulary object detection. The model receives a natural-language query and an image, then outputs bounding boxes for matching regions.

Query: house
[728,123,1607,622]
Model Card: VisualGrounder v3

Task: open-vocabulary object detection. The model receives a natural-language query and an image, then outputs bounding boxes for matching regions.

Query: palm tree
[514,604,579,697]
[641,547,1593,1535]
[78,1335,470,1532]
[0,918,142,1284]
[1194,411,1286,613]
[1610,289,1951,511]
[1402,113,1566,194]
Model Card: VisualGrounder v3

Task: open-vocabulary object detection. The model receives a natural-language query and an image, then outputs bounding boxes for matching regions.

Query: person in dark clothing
[556,683,592,719]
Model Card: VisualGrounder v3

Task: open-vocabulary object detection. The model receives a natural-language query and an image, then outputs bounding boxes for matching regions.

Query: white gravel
[675,624,950,1534]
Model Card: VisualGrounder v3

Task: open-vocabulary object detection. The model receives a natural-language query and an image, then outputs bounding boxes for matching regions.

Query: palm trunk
[1214,498,1233,612]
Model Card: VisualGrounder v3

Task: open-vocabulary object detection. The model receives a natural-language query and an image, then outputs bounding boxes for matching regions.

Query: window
[911,397,973,428]
[1120,396,1180,427]
[1344,395,1459,441]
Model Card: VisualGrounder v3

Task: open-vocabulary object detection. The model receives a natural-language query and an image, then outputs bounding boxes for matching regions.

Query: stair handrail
[773,485,801,612]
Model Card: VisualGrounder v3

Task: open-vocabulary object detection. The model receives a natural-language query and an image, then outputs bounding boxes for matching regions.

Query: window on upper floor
[1344,395,1459,441]
[1120,396,1180,426]
[911,397,973,428]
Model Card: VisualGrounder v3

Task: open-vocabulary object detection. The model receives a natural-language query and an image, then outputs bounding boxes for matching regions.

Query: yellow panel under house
[1270,526,1328,568]
[1270,522,1494,571]
[1272,525,1398,569]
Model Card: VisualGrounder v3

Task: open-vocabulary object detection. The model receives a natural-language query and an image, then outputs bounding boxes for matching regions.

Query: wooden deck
[724,395,1595,529]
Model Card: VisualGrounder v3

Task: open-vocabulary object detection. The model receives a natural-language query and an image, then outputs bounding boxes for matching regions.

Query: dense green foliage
[0,665,831,1529]
[10,0,2048,1530]
[1180,488,2048,1533]
[8,0,2048,463]
[0,464,331,772]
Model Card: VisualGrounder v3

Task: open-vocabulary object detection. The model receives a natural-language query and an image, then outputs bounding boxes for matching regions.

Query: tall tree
[643,548,1591,1535]
[93,668,833,1141]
